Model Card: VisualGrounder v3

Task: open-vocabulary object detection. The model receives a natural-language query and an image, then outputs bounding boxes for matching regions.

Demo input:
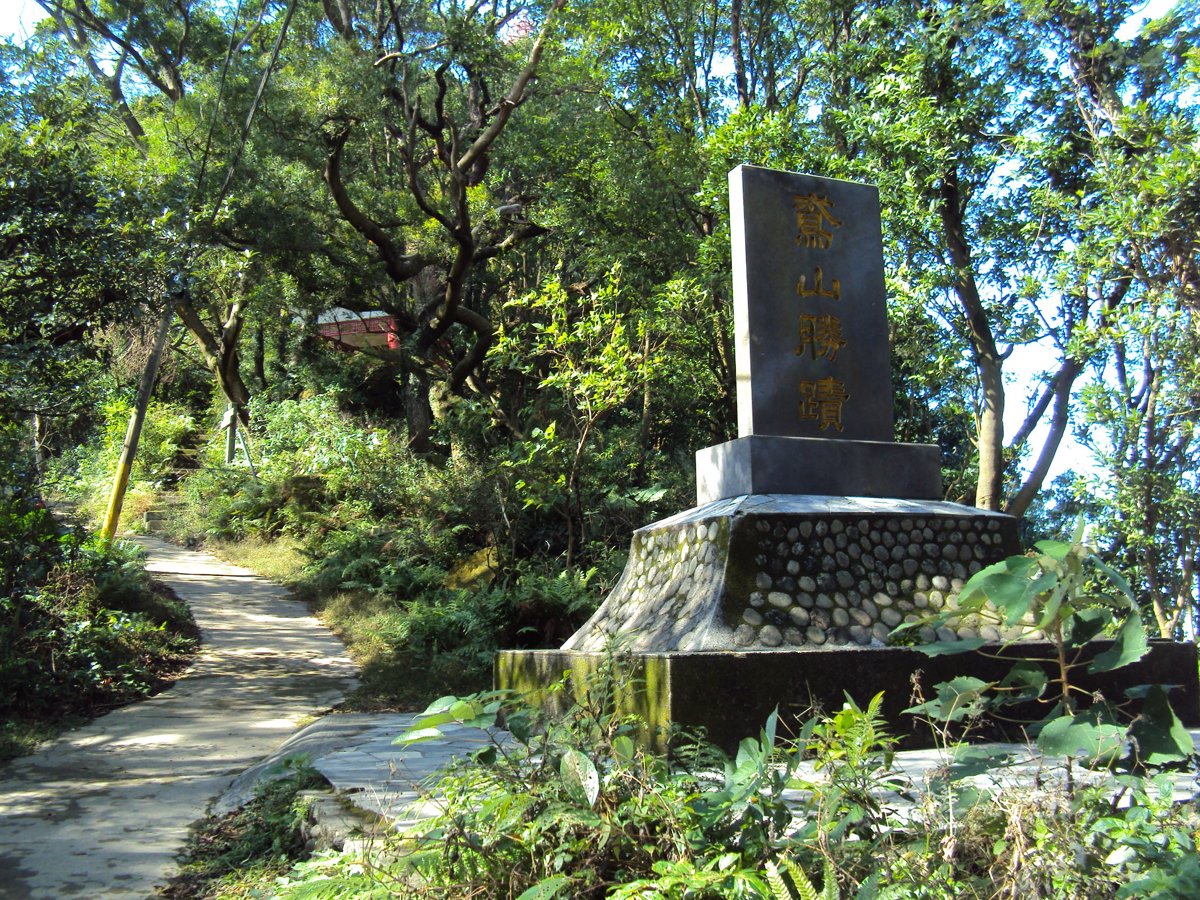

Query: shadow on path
[0,536,358,899]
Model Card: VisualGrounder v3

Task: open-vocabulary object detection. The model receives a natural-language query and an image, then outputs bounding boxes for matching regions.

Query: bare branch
[324,124,429,281]
[456,0,565,174]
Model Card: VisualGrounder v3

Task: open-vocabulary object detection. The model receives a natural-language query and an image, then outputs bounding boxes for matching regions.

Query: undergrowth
[160,759,328,899]
[0,473,198,761]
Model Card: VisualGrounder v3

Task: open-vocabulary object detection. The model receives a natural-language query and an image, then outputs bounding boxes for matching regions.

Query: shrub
[274,659,795,899]
[263,656,1200,900]
[163,758,328,898]
[0,527,197,729]
[311,559,601,708]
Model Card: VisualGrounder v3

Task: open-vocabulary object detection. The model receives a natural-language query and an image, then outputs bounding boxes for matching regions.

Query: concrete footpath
[0,536,359,899]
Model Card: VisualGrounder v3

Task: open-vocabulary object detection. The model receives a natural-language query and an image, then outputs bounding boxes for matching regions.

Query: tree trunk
[637,330,652,481]
[29,413,49,478]
[253,324,267,389]
[402,367,436,453]
[1006,359,1083,518]
[174,297,251,425]
[101,306,173,541]
[938,170,1006,510]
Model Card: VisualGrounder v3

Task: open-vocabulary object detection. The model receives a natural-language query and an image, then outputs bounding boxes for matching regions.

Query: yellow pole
[101,305,175,541]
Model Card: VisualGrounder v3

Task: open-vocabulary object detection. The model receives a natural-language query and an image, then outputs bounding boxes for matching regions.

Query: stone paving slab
[0,536,358,900]
[214,713,508,828]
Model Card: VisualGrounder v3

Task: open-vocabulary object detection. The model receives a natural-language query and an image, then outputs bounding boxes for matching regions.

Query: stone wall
[562,495,1021,653]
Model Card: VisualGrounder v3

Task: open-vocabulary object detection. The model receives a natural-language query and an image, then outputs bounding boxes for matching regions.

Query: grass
[204,536,308,585]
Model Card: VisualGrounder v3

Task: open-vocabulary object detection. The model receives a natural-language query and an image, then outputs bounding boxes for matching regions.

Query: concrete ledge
[497,642,1200,752]
[696,436,943,505]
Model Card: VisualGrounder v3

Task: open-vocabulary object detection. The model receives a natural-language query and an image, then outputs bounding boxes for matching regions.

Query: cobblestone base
[563,495,1020,653]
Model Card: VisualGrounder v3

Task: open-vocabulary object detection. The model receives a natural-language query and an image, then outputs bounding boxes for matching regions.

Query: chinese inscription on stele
[729,165,894,443]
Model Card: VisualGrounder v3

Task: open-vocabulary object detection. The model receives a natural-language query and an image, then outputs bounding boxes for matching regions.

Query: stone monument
[496,165,1199,748]
[699,166,942,501]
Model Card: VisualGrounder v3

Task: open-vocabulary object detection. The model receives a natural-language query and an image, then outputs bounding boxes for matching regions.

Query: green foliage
[902,535,1194,773]
[1,421,195,739]
[280,662,797,899]
[491,266,692,568]
[1,428,63,600]
[338,564,600,704]
[792,693,908,846]
[165,757,328,898]
[0,519,196,738]
[50,396,200,524]
[0,37,161,431]
[212,660,1200,899]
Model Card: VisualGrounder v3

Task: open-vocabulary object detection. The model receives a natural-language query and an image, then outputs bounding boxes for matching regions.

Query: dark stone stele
[730,165,893,442]
[704,164,942,504]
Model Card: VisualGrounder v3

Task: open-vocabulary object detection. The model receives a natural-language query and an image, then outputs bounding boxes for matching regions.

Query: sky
[0,0,47,42]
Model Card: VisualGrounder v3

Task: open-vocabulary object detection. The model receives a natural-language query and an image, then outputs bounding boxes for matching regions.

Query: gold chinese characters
[792,192,842,249]
[792,192,849,431]
[794,314,846,362]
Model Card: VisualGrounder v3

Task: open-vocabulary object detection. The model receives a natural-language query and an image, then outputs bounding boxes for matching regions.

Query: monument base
[562,495,1020,653]
[496,643,1200,752]
[696,436,943,505]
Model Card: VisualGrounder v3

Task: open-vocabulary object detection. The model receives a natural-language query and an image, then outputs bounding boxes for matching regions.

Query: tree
[246,1,564,446]
[0,38,158,456]
[35,0,302,425]
[1079,299,1200,638]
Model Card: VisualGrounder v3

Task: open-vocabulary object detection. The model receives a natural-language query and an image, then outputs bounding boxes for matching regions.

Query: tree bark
[938,170,1006,509]
[174,298,251,425]
[1005,359,1083,518]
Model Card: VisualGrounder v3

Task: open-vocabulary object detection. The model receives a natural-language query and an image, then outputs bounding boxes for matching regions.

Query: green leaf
[1065,607,1109,646]
[515,875,571,900]
[904,676,992,722]
[423,695,460,715]
[763,706,779,751]
[1033,539,1072,560]
[997,662,1048,703]
[957,559,1010,603]
[393,726,443,745]
[1127,684,1194,767]
[449,699,479,721]
[507,710,533,743]
[612,735,636,763]
[1089,611,1149,673]
[1091,556,1137,607]
[560,748,600,808]
[1036,710,1125,763]
[946,745,1017,780]
[960,556,1056,626]
[912,637,987,656]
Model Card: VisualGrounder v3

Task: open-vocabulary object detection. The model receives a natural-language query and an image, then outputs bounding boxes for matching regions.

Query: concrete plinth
[497,642,1200,752]
[696,436,943,505]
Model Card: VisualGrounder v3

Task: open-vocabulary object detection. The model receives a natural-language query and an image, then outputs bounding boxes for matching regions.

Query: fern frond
[765,857,829,900]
